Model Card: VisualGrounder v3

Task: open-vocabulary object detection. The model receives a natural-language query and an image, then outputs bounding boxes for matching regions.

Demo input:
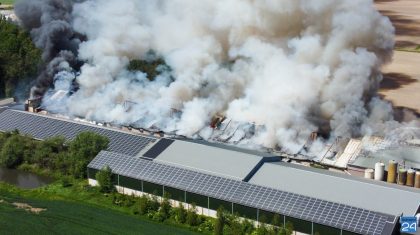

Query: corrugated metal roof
[249,162,420,216]
[153,140,277,180]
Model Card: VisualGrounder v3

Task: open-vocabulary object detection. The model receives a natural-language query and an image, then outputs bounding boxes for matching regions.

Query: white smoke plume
[28,0,419,154]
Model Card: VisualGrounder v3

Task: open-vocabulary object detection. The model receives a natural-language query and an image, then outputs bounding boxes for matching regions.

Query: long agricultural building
[0,108,419,235]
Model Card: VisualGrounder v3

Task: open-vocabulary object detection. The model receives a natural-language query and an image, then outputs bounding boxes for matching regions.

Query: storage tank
[415,171,420,189]
[387,160,397,183]
[406,169,415,187]
[374,162,385,181]
[364,169,374,179]
[398,169,407,185]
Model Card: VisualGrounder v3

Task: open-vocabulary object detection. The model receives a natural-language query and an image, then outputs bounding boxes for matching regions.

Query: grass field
[0,183,201,235]
[0,0,14,5]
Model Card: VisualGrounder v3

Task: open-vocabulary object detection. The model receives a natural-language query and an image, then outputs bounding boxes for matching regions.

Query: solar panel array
[143,138,174,159]
[0,109,156,156]
[89,151,396,235]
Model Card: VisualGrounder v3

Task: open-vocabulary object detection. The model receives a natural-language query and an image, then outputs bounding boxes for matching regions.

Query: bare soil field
[375,0,420,49]
[375,0,420,114]
[380,51,420,114]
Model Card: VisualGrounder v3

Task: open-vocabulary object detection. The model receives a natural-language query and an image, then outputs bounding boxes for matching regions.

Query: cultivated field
[375,0,420,115]
[0,197,200,235]
[376,0,420,49]
[0,183,200,235]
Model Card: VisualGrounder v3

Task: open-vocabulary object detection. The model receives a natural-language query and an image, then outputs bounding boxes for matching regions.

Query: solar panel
[88,151,396,235]
[0,109,156,156]
[142,138,174,159]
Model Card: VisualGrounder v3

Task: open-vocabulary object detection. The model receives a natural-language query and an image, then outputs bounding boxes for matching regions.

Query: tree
[0,133,33,168]
[225,213,242,235]
[127,55,169,81]
[33,136,66,168]
[157,192,171,221]
[172,203,187,224]
[214,206,226,235]
[0,135,25,168]
[285,221,294,235]
[271,214,282,234]
[149,194,160,212]
[255,222,270,235]
[186,204,199,226]
[137,195,150,215]
[95,165,114,193]
[0,16,41,98]
[69,132,109,178]
[241,219,255,235]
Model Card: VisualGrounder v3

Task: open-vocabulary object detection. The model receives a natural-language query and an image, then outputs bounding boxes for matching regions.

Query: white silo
[374,162,385,181]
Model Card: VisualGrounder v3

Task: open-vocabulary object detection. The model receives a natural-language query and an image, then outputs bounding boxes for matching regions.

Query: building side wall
[88,171,358,235]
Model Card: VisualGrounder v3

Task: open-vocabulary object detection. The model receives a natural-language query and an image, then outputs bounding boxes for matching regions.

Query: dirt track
[375,0,420,114]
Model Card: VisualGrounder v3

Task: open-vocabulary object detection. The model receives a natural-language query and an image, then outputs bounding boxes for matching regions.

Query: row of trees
[95,168,294,235]
[0,131,109,178]
[0,16,41,98]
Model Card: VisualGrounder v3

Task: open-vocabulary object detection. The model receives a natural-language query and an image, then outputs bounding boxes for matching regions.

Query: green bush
[197,216,214,233]
[224,213,242,235]
[171,203,187,224]
[96,166,114,193]
[255,222,270,235]
[240,219,255,234]
[214,207,226,235]
[157,193,171,221]
[186,204,199,226]
[137,195,150,215]
[60,176,73,187]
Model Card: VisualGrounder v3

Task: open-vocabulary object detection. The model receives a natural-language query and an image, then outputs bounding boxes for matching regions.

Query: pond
[0,167,54,189]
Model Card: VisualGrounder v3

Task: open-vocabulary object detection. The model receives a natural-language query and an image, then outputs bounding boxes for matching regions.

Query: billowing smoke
[14,0,83,97]
[15,0,420,155]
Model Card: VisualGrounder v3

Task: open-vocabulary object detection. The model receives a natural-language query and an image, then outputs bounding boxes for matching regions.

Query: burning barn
[0,108,419,235]
[5,0,420,233]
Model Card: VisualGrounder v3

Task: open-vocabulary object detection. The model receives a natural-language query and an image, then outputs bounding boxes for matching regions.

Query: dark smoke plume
[14,0,83,97]
[12,0,420,156]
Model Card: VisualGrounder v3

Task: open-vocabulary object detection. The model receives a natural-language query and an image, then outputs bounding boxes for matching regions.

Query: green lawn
[0,0,14,5]
[0,183,201,235]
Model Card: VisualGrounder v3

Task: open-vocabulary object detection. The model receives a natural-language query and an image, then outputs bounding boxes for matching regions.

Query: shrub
[197,216,214,233]
[255,222,269,235]
[95,165,114,193]
[149,194,160,212]
[171,203,187,224]
[156,193,171,221]
[241,219,255,235]
[137,195,150,215]
[186,204,199,226]
[60,176,73,187]
[214,207,226,235]
[225,213,242,235]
